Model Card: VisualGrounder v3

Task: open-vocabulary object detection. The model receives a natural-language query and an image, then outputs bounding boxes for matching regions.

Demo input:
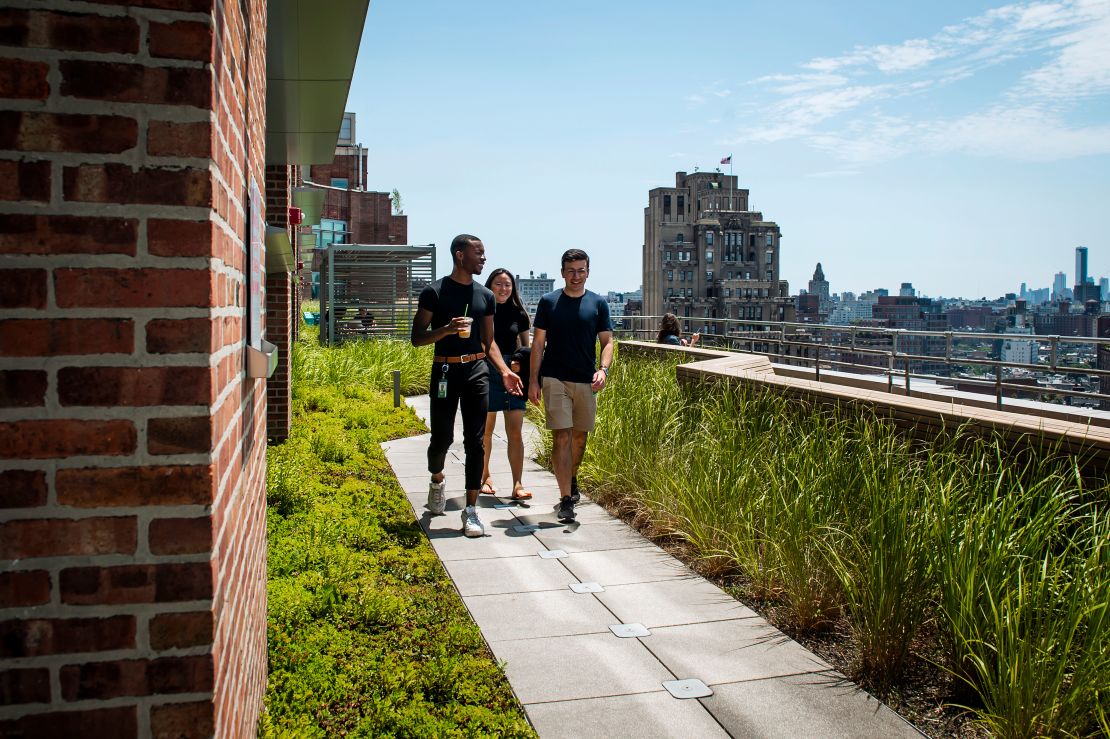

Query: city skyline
[346,0,1109,298]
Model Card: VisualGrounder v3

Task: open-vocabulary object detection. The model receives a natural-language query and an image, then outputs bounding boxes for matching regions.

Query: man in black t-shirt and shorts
[528,249,614,522]
[412,235,522,537]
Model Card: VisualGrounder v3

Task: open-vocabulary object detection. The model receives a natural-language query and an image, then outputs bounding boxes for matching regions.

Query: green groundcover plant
[555,352,1110,738]
[260,331,534,737]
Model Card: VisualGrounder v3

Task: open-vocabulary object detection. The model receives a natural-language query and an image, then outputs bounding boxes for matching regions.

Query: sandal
[511,488,533,500]
[480,480,497,495]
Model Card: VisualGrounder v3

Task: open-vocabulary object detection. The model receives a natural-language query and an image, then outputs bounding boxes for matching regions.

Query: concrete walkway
[382,395,922,739]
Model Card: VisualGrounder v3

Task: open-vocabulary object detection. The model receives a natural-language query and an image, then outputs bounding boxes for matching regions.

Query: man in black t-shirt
[411,235,522,537]
[528,248,614,522]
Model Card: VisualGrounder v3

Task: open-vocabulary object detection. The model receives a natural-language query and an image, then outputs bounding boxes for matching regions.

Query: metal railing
[616,315,1110,410]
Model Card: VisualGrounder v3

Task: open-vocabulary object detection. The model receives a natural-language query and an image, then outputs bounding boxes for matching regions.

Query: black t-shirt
[418,276,495,355]
[493,302,530,355]
[533,289,612,383]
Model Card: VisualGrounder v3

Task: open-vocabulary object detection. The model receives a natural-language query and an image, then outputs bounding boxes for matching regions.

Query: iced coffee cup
[457,317,473,338]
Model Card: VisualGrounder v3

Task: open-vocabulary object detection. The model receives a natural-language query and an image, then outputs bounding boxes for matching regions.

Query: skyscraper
[643,171,794,331]
[1053,271,1068,301]
[808,263,830,311]
[1076,246,1089,288]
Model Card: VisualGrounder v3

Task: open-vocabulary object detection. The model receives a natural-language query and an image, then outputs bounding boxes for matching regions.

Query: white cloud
[1020,7,1110,98]
[922,105,1110,159]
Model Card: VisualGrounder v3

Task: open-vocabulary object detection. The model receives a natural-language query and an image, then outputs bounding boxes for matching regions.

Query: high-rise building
[1101,277,1109,301]
[1053,271,1068,301]
[516,271,555,311]
[643,171,794,334]
[808,263,830,312]
[899,282,915,297]
[1075,246,1089,288]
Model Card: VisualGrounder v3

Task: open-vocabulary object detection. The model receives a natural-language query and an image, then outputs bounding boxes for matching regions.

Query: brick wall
[0,1,269,737]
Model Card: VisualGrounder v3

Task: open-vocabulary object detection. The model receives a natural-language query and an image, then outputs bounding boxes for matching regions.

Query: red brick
[55,268,212,308]
[0,56,49,99]
[0,517,137,559]
[0,469,47,508]
[0,111,138,153]
[148,119,211,157]
[0,616,135,658]
[60,60,210,108]
[0,707,137,738]
[0,319,133,356]
[149,611,212,650]
[0,419,136,459]
[19,9,141,54]
[0,160,49,202]
[60,562,213,606]
[0,10,30,46]
[56,465,213,507]
[149,20,213,61]
[149,517,211,555]
[63,163,211,206]
[0,213,138,255]
[148,218,214,257]
[60,655,213,701]
[0,268,46,308]
[0,369,47,407]
[0,668,50,705]
[148,416,211,455]
[0,570,50,608]
[58,366,211,406]
[146,317,214,353]
[151,700,214,739]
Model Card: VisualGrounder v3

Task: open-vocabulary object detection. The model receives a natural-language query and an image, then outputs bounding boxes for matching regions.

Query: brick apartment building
[0,2,368,736]
[643,171,795,336]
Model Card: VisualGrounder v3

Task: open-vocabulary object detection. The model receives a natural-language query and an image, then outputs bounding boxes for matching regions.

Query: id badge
[437,380,448,399]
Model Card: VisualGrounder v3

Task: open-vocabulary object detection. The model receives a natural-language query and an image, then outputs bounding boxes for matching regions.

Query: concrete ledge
[619,340,1110,471]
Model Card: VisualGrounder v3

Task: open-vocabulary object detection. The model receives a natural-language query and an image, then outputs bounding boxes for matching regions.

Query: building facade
[516,271,555,311]
[643,171,793,335]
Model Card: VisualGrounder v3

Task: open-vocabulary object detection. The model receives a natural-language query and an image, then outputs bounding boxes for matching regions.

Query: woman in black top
[481,268,533,500]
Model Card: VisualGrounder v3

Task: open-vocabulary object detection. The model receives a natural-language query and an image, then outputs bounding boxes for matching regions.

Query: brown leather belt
[433,352,487,364]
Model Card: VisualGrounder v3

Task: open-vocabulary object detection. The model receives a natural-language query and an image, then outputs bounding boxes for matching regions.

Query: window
[748,251,755,262]
[664,251,672,261]
[765,233,774,246]
[749,234,756,247]
[666,270,673,280]
[706,271,714,281]
[338,114,353,144]
[679,271,685,282]
[686,270,693,281]
[679,251,690,262]
[727,271,733,279]
[330,178,349,189]
[677,195,685,214]
[724,288,731,297]
[676,233,684,242]
[705,232,713,246]
[745,271,751,279]
[686,288,693,297]
[705,251,713,264]
[667,287,674,297]
[663,195,671,216]
[766,250,773,265]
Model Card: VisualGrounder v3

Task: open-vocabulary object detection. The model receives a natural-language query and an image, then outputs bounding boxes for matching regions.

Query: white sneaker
[427,478,446,515]
[462,506,485,538]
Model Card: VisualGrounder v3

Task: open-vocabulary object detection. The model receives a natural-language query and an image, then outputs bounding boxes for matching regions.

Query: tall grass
[292,324,432,396]
[579,354,1110,734]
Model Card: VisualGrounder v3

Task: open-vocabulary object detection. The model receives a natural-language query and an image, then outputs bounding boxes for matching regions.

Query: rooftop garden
[259,328,535,737]
[562,353,1110,737]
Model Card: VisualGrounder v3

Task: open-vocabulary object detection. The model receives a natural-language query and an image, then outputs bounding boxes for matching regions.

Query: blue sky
[346,0,1110,299]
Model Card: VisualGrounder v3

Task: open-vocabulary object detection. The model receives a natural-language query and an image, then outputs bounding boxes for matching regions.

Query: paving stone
[596,578,758,628]
[443,555,573,596]
[643,620,832,685]
[488,632,672,703]
[561,546,691,586]
[525,690,728,739]
[462,589,614,642]
[424,530,548,562]
[534,516,656,553]
[701,673,924,738]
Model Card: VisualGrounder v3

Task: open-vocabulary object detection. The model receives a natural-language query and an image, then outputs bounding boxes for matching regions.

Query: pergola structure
[320,243,436,344]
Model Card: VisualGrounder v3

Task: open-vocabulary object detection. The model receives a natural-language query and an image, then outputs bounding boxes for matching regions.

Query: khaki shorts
[542,377,597,432]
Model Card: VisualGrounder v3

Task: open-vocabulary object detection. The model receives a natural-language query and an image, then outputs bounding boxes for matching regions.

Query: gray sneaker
[462,505,485,537]
[427,478,446,515]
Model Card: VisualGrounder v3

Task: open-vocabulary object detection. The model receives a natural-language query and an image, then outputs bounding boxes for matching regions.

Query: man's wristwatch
[600,366,609,374]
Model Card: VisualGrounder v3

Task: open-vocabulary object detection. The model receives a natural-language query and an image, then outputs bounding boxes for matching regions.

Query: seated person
[656,312,699,347]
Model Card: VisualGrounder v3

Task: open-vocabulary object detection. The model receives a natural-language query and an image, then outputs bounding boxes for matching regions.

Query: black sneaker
[570,476,581,505]
[557,495,576,522]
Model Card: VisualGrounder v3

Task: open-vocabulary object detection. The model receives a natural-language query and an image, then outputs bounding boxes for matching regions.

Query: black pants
[427,360,489,490]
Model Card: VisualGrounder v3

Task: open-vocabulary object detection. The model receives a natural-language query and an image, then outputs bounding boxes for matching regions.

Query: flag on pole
[720,155,732,165]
